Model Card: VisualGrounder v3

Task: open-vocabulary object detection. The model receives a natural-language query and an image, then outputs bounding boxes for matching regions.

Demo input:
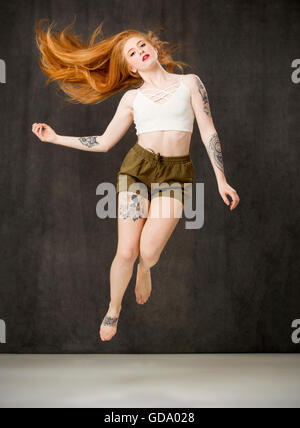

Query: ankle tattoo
[103,316,119,327]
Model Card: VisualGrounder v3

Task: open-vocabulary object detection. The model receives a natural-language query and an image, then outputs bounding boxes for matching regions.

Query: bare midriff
[136,130,192,157]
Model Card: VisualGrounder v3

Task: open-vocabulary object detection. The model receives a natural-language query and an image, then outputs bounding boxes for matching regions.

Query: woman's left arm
[188,74,240,211]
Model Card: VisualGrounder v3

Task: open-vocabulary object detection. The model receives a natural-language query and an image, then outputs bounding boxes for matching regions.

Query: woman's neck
[139,62,168,84]
[139,72,178,90]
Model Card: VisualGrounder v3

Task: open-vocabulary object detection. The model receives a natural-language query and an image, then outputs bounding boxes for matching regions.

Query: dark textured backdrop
[0,0,299,353]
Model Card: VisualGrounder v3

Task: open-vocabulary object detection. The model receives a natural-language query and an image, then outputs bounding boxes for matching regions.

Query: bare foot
[135,263,152,305]
[99,307,121,342]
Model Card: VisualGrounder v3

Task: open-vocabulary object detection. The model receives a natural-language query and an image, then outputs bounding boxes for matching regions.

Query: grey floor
[0,354,299,408]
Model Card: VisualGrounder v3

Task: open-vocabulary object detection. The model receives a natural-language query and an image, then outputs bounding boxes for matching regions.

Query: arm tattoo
[207,133,225,174]
[78,136,99,148]
[196,77,212,117]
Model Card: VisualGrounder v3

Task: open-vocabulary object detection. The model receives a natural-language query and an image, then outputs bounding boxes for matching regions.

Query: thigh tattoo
[119,193,147,222]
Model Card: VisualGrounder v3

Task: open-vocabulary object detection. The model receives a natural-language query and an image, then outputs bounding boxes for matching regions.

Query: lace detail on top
[138,75,183,105]
[133,74,195,135]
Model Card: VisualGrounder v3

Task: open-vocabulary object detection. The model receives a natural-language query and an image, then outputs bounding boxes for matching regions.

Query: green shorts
[116,142,194,207]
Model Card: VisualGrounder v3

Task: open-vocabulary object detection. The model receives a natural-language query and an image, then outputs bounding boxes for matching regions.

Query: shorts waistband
[132,142,192,164]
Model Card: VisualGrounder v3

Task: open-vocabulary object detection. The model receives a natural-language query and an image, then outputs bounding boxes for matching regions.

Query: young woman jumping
[32,18,240,342]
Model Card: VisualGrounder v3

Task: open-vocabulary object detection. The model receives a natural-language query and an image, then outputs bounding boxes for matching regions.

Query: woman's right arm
[32,91,134,152]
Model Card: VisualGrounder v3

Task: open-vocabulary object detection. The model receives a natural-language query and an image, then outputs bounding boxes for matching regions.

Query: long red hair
[35,16,191,105]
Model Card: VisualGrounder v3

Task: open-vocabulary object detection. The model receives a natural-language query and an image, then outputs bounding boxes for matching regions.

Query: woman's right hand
[32,123,58,144]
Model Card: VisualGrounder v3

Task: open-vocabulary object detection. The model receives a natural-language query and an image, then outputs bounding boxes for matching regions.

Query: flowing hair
[34,15,191,105]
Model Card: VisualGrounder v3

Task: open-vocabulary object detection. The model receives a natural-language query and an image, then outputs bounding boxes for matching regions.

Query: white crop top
[133,74,195,136]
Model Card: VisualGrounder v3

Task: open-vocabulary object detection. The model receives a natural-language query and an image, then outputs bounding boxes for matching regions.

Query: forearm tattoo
[103,316,119,327]
[207,133,225,174]
[78,136,99,148]
[119,193,147,222]
[196,77,212,117]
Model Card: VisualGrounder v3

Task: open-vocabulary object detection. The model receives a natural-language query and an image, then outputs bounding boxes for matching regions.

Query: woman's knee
[116,246,139,265]
[139,243,160,268]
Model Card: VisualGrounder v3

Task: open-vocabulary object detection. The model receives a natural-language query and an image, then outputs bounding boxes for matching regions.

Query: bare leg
[135,253,153,305]
[138,196,183,277]
[100,191,150,341]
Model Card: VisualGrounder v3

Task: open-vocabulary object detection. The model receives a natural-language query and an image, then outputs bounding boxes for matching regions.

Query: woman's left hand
[218,181,240,211]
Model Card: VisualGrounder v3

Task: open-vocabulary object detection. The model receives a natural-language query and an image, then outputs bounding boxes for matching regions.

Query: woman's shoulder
[181,73,202,90]
[121,88,140,111]
[182,74,206,94]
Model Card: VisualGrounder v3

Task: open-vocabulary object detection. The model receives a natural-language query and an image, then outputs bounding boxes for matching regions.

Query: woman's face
[123,36,158,73]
